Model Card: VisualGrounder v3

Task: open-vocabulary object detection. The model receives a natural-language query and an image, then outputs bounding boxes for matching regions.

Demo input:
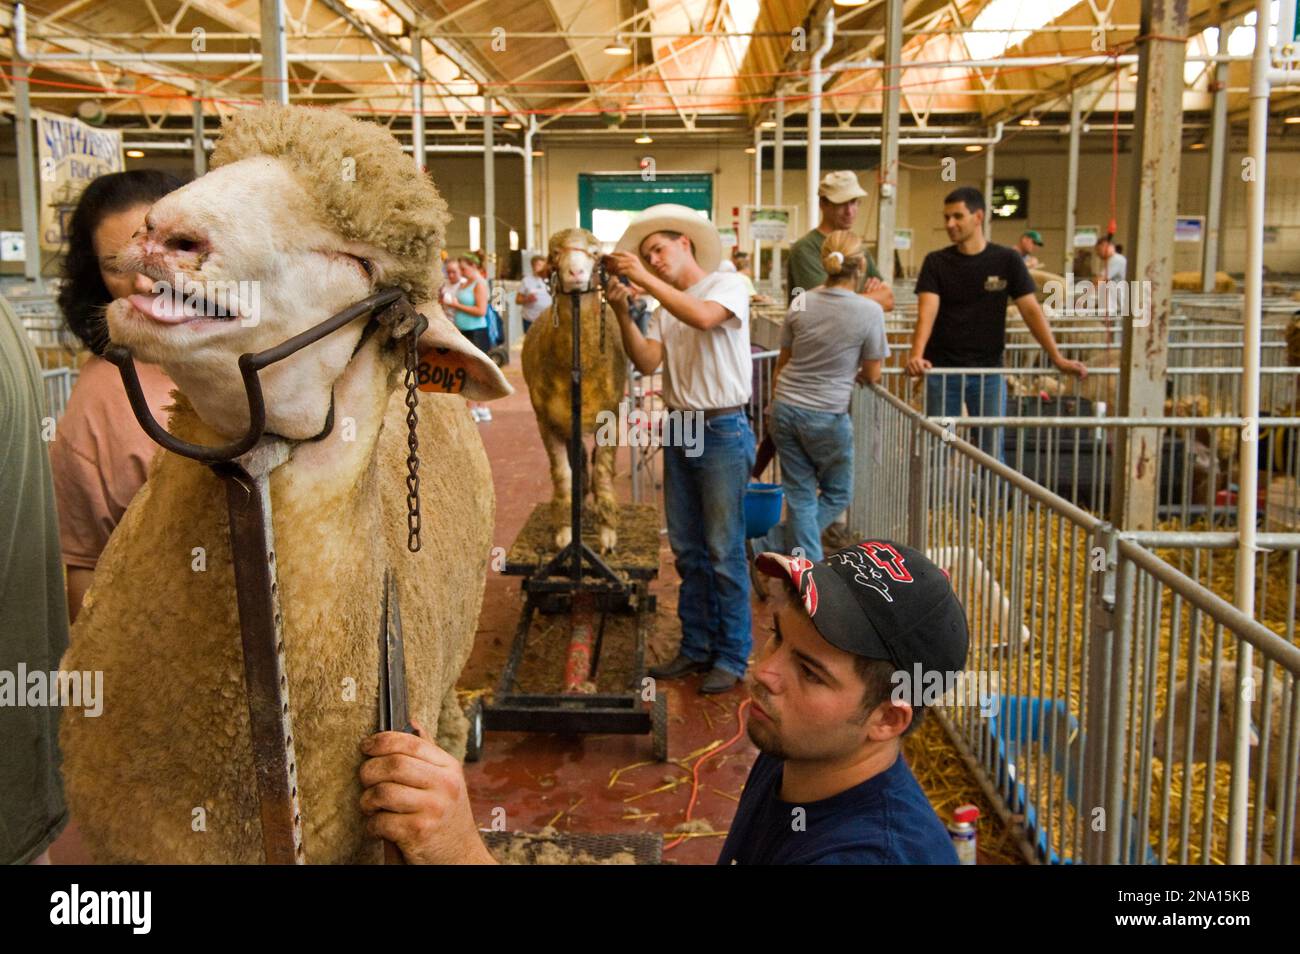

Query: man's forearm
[910,307,936,359]
[617,310,661,375]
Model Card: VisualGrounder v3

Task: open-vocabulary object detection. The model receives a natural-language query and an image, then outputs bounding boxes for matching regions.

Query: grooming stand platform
[464,502,666,762]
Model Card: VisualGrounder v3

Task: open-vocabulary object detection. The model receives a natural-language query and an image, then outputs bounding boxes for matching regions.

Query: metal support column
[771,95,786,291]
[1228,0,1272,866]
[1110,0,1188,532]
[410,32,425,173]
[752,126,762,271]
[259,0,288,105]
[524,118,537,251]
[13,58,43,289]
[806,10,834,218]
[192,88,207,177]
[484,95,495,272]
[1065,91,1081,274]
[876,0,903,284]
[1201,58,1230,291]
[982,140,995,241]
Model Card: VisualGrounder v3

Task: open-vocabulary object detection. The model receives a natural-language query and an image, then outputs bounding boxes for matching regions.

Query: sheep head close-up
[105,105,456,442]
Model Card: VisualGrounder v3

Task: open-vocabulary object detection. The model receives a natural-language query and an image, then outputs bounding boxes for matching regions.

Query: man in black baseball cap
[717,539,970,865]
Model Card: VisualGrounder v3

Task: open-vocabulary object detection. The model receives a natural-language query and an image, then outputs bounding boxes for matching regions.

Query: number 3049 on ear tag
[416,346,468,393]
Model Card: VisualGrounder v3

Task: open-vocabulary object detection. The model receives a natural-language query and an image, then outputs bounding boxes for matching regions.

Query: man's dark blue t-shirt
[716,751,958,865]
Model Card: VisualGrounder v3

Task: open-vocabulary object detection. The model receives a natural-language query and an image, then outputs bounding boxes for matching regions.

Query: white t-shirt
[520,274,552,322]
[646,271,752,410]
[1102,252,1128,315]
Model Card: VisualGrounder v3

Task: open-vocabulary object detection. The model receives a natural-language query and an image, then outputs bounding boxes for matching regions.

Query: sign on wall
[893,228,913,251]
[748,207,791,244]
[35,110,125,252]
[1073,226,1100,248]
[1,232,26,262]
[1174,216,1204,242]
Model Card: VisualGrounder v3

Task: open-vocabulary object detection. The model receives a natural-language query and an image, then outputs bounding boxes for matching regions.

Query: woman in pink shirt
[49,170,183,621]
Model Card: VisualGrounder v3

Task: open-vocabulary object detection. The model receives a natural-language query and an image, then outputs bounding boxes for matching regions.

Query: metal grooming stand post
[466,289,666,762]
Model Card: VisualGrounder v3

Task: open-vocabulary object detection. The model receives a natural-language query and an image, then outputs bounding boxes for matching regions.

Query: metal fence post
[907,418,926,552]
[1082,523,1118,864]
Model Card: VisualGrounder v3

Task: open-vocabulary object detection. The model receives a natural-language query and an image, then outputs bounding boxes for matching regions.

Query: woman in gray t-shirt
[752,230,890,564]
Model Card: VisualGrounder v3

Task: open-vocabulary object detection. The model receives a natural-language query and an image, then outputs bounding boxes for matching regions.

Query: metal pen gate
[849,384,1300,865]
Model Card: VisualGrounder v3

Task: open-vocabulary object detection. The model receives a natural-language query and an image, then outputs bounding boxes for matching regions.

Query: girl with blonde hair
[749,230,891,570]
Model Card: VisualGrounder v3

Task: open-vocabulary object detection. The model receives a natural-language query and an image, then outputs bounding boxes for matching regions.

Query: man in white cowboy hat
[788,170,894,312]
[606,203,755,695]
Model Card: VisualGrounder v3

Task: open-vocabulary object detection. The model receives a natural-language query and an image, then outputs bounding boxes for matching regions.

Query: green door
[578,173,713,245]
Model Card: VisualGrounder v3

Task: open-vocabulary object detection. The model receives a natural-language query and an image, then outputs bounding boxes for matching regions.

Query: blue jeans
[758,401,853,563]
[663,410,756,678]
[925,372,1006,461]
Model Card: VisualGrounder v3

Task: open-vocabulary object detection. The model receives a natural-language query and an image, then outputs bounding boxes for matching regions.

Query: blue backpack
[484,283,504,347]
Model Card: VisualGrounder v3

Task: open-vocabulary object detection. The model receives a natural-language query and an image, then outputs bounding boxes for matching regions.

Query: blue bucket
[744,482,783,539]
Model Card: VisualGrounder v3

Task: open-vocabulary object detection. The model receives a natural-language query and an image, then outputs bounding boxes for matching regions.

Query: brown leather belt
[670,405,744,419]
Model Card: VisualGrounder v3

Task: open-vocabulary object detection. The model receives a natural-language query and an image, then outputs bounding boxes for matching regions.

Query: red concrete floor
[462,351,761,866]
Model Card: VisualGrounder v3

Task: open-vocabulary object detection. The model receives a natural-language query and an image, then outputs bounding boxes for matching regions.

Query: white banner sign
[36,110,125,252]
[1073,226,1100,248]
[749,208,791,244]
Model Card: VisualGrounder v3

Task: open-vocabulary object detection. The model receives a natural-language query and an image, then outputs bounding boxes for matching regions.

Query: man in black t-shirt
[907,187,1085,459]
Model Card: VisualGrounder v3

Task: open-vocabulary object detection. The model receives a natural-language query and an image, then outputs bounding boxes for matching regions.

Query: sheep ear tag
[415,345,468,393]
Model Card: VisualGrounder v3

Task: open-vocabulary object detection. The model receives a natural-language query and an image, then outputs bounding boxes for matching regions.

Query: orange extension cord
[663,697,752,853]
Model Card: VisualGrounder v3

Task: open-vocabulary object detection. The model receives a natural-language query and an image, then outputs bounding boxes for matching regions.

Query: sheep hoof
[555,526,572,549]
[598,527,618,553]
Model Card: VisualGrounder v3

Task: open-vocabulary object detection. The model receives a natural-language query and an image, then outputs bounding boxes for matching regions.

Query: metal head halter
[105,287,429,550]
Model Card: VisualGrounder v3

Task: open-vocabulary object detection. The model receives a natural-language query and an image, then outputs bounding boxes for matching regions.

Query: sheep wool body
[60,388,491,863]
[58,104,508,864]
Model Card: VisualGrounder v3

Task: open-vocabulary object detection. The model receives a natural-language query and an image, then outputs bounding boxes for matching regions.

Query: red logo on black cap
[859,542,913,583]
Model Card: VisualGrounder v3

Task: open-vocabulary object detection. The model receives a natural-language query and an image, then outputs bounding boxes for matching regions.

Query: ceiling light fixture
[760,119,776,129]
[1019,116,1040,126]
[604,37,632,56]
[503,120,522,130]
[125,149,145,158]
[964,144,983,152]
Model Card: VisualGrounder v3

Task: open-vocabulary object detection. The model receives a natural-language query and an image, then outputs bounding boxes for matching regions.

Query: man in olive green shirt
[0,295,72,864]
[787,171,895,312]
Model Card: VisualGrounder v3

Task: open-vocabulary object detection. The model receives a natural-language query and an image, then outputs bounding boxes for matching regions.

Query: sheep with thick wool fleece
[58,105,511,864]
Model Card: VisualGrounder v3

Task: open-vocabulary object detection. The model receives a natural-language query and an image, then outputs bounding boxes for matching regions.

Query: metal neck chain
[403,331,422,553]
